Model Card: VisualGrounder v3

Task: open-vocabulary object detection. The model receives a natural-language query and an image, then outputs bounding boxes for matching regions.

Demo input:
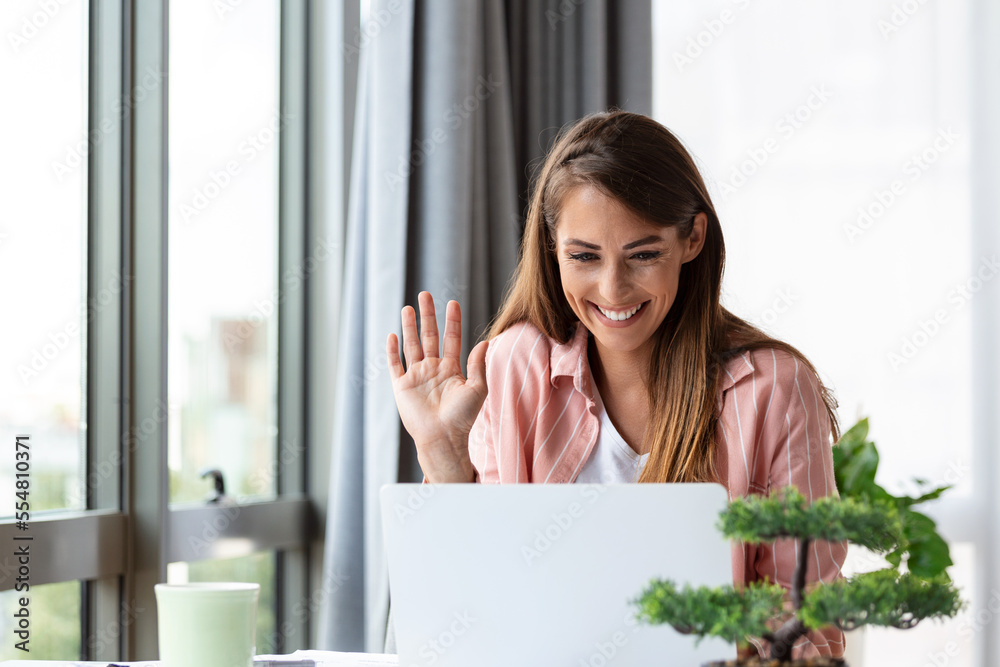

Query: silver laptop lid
[381,483,734,666]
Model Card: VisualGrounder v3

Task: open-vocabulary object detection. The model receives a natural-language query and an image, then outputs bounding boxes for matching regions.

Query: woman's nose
[599,262,632,303]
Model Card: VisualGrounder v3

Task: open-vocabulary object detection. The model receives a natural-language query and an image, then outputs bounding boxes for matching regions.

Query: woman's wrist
[415,436,476,483]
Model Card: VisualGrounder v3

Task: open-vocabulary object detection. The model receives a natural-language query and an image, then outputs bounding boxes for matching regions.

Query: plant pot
[702,659,847,667]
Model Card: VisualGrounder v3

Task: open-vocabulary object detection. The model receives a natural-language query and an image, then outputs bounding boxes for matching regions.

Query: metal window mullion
[166,499,312,563]
[122,0,169,660]
[85,0,127,660]
[0,513,126,590]
[276,0,310,652]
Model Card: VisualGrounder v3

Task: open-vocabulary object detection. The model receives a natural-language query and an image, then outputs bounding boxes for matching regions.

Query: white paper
[254,650,399,666]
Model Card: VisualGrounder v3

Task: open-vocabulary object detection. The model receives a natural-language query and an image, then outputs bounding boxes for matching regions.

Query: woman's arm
[467,321,552,484]
[466,328,518,484]
[746,350,848,659]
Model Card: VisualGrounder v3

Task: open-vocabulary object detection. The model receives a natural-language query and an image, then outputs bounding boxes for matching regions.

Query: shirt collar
[718,350,755,392]
[549,323,756,396]
[549,322,593,397]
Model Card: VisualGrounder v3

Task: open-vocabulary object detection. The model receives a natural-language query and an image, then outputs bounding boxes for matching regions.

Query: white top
[574,387,649,483]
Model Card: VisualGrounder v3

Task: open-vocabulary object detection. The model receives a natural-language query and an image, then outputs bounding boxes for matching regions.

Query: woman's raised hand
[387,291,488,483]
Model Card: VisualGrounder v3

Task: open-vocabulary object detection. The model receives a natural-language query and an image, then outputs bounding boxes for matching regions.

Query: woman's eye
[568,252,597,262]
[631,251,661,261]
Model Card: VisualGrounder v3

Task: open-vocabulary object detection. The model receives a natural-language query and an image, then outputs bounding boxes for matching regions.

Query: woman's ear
[681,212,708,264]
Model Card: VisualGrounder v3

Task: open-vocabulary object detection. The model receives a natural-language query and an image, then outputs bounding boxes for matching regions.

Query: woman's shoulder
[488,319,545,344]
[722,345,822,394]
[747,346,805,376]
[718,346,832,450]
[485,320,555,371]
[488,320,548,353]
[485,320,586,382]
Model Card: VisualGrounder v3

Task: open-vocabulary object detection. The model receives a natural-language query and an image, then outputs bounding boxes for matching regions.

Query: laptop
[380,483,734,666]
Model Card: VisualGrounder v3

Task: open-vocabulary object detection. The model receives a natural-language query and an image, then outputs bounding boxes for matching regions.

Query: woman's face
[554,185,706,358]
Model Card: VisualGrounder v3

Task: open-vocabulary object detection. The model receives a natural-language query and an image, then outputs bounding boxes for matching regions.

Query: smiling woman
[387,111,847,660]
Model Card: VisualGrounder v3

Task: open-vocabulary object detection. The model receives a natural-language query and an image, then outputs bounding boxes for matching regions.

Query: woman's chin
[589,330,654,356]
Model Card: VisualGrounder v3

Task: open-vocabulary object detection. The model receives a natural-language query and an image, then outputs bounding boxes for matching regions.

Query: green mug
[155,582,259,667]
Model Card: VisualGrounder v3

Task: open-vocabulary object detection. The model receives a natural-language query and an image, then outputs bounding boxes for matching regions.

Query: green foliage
[634,579,786,643]
[718,487,902,552]
[800,569,963,631]
[833,418,953,579]
[632,417,965,656]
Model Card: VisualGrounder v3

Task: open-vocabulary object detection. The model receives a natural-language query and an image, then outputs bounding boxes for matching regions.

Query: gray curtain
[318,0,651,652]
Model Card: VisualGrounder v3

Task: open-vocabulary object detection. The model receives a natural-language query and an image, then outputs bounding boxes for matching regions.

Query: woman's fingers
[400,304,423,368]
[386,333,404,380]
[466,339,489,392]
[441,300,463,361]
[418,291,440,359]
[399,293,467,370]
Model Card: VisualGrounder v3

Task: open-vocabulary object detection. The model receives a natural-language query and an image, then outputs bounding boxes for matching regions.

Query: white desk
[0,651,399,667]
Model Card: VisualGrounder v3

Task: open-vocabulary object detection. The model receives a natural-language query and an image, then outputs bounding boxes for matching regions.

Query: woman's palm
[392,352,485,444]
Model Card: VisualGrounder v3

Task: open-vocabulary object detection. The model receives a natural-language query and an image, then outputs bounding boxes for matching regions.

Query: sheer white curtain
[652,1,999,665]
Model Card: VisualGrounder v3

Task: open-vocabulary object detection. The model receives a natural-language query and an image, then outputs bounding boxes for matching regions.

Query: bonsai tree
[633,419,964,665]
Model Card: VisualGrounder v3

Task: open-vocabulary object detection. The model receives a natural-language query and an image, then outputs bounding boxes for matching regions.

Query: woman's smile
[589,300,649,326]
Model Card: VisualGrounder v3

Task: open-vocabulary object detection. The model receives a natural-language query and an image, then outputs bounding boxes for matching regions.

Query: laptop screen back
[380,483,735,666]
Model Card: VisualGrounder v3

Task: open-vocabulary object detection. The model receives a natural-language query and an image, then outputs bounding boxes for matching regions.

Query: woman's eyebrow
[563,235,663,250]
[623,235,663,249]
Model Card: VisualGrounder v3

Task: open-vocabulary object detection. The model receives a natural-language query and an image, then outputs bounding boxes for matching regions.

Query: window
[0,0,353,659]
[0,1,88,515]
[167,0,280,505]
[653,1,995,665]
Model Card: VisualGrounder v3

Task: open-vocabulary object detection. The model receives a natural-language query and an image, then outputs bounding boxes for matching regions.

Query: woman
[386,111,846,659]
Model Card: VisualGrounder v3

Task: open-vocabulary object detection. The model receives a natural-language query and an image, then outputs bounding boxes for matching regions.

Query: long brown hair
[487,111,839,483]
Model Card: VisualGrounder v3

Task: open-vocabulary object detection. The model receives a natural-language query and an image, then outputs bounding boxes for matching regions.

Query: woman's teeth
[597,303,643,321]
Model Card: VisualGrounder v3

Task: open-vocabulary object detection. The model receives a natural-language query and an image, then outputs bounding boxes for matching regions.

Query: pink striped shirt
[469,320,847,659]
